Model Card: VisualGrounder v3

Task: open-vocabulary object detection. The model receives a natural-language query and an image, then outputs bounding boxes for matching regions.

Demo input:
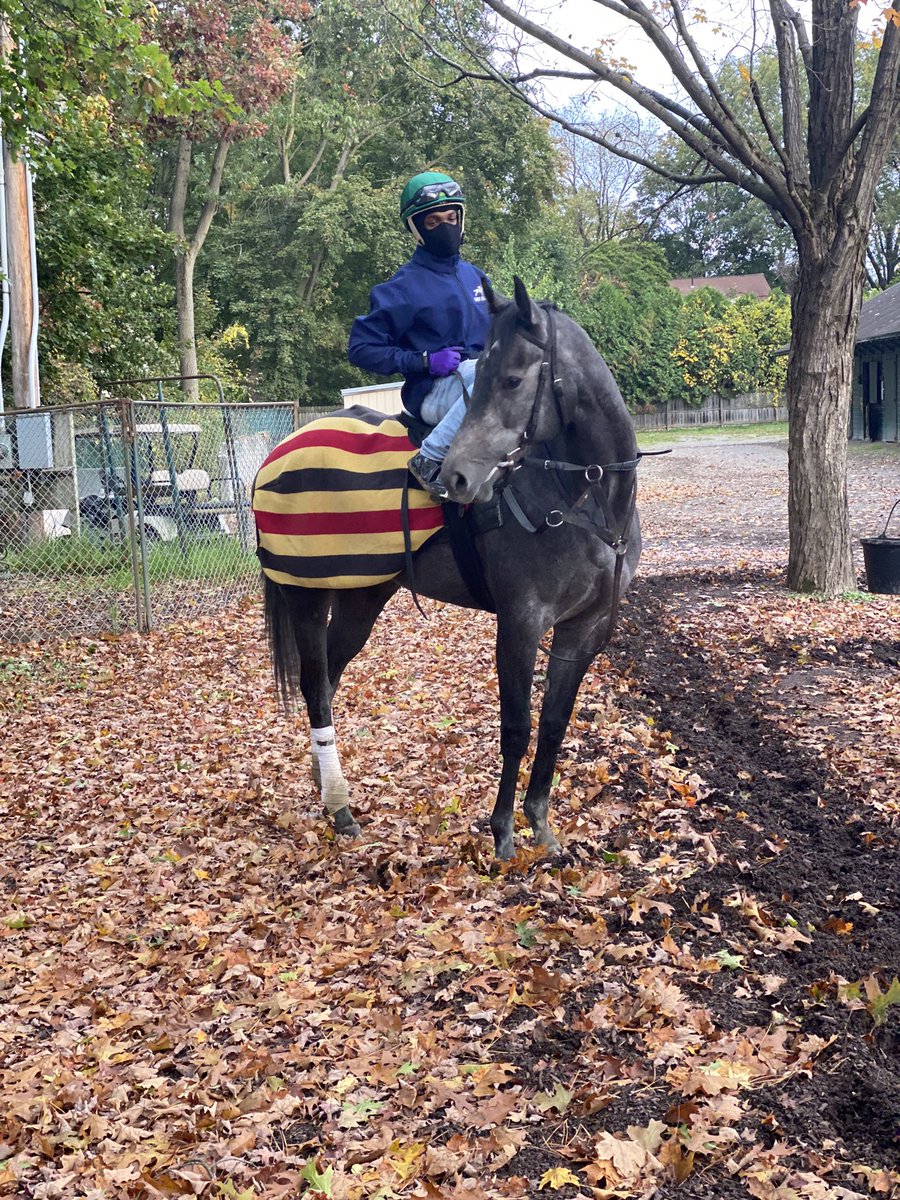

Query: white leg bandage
[310,725,351,815]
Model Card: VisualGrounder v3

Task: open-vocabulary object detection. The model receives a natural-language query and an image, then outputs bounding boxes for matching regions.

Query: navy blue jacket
[348,247,490,419]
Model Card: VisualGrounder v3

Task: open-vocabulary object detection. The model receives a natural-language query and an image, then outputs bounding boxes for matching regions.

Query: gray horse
[259,277,641,859]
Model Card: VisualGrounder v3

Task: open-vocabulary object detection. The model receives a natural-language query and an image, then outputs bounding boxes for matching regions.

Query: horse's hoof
[494,838,515,861]
[332,806,362,838]
[539,836,563,857]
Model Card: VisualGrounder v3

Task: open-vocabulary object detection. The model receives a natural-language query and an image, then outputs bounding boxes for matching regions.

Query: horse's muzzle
[441,458,497,505]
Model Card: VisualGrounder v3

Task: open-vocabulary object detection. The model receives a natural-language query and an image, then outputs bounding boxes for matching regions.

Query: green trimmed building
[851,280,900,442]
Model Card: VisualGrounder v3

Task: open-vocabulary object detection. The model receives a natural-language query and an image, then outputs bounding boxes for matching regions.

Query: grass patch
[3,534,256,587]
[3,536,132,582]
[146,538,255,582]
[635,421,788,447]
[847,438,900,459]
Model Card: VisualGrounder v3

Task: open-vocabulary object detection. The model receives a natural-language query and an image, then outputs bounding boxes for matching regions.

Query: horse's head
[442,276,567,505]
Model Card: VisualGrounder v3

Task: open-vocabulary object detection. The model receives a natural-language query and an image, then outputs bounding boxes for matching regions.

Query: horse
[257,276,642,860]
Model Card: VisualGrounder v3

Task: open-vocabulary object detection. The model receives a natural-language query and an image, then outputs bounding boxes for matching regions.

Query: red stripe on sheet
[254,505,444,537]
[263,426,414,465]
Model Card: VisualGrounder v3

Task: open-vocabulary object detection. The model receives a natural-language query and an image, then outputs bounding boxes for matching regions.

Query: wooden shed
[340,380,403,415]
[850,280,900,442]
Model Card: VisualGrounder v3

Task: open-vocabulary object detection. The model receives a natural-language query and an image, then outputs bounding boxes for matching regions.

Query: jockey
[348,171,491,500]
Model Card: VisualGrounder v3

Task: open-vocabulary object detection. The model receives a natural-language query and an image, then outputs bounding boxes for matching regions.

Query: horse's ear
[513,275,540,332]
[482,276,506,316]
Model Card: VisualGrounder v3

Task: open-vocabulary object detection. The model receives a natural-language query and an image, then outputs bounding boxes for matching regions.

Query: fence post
[157,396,190,558]
[117,400,150,633]
[119,398,153,632]
[222,406,250,548]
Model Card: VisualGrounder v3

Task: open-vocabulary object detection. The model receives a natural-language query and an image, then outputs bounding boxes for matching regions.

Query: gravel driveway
[637,434,900,578]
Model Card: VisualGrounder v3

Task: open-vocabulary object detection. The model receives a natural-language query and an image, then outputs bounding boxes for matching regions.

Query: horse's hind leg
[314,584,397,830]
[523,622,596,854]
[307,583,396,836]
[326,582,398,691]
[275,584,360,837]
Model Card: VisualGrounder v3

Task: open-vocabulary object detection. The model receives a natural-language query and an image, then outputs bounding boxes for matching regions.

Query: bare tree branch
[476,0,795,215]
[768,0,806,183]
[191,134,231,256]
[293,138,327,188]
[845,17,900,215]
[747,75,790,177]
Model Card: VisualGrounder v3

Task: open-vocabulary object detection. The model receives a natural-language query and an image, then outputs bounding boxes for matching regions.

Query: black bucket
[861,499,900,595]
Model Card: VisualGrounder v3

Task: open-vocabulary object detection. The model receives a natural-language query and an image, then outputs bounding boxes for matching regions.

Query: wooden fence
[631,392,786,430]
[339,383,786,431]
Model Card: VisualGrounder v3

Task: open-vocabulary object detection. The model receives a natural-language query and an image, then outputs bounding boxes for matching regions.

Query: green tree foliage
[36,108,176,397]
[671,290,790,400]
[0,0,214,166]
[4,0,224,401]
[575,241,683,410]
[149,0,308,397]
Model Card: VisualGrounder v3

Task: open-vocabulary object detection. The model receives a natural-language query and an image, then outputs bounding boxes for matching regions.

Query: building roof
[856,280,900,345]
[670,273,772,300]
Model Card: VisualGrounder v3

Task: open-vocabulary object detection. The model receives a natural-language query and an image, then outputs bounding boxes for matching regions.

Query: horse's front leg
[523,619,597,854]
[492,620,541,859]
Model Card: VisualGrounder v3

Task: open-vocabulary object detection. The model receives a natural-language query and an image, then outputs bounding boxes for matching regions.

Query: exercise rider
[347,171,490,500]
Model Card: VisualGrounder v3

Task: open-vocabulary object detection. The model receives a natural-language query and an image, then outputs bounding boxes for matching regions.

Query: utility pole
[0,14,40,411]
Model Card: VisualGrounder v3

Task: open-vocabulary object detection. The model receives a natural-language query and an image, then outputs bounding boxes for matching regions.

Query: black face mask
[419,221,462,259]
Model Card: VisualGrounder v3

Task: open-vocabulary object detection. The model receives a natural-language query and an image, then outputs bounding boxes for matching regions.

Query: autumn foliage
[152,0,311,135]
[0,439,897,1197]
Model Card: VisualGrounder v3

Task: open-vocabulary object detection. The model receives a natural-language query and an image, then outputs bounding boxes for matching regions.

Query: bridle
[474,304,658,660]
[403,305,667,660]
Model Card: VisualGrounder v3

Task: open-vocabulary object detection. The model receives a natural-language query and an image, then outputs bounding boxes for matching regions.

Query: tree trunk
[175,249,199,400]
[167,133,231,403]
[2,138,39,408]
[785,252,865,595]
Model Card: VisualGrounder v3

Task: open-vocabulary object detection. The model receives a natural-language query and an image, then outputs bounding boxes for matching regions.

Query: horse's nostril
[448,470,468,495]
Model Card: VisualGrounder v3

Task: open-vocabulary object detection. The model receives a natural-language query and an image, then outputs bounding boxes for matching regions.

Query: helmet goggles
[401,179,464,220]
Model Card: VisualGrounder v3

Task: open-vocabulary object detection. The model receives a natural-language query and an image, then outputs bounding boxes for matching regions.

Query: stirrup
[408,452,448,501]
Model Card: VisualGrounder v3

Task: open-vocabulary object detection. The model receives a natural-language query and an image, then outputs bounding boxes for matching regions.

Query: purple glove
[427,346,463,377]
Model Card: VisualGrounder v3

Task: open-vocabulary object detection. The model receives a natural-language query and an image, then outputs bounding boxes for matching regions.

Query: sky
[497,0,892,113]
[500,0,768,112]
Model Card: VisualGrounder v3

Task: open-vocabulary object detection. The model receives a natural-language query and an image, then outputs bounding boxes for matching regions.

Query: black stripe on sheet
[258,547,408,579]
[257,465,410,495]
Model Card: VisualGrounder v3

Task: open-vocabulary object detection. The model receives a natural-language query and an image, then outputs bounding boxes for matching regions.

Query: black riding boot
[408,452,448,501]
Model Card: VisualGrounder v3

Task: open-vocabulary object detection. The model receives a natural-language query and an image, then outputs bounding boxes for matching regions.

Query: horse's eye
[505,376,522,390]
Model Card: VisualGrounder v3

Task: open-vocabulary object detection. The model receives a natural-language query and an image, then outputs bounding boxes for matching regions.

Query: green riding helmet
[400,171,465,242]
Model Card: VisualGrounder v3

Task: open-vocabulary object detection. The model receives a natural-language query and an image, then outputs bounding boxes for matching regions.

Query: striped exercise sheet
[252,406,444,588]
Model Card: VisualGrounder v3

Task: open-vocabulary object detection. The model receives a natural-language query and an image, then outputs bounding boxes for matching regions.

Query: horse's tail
[263,574,301,710]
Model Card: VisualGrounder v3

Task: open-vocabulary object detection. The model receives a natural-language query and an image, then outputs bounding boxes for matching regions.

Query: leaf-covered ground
[1,435,898,1200]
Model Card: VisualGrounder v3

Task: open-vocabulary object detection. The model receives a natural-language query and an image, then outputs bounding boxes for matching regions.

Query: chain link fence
[1,385,332,640]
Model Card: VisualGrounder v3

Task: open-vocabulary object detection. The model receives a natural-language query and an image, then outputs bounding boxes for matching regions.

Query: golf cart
[76,421,234,545]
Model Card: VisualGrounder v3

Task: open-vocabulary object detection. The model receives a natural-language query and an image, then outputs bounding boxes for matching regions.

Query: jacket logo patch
[473,285,486,304]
